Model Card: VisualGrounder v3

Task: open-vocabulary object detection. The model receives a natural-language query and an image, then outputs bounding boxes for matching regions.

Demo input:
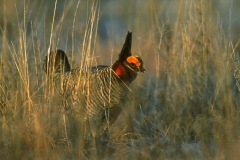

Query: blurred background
[0,0,240,75]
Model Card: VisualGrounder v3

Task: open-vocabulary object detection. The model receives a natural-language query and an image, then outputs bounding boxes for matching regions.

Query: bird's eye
[129,63,136,67]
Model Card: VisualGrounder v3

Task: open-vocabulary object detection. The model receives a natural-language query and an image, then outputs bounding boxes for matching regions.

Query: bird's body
[66,66,128,129]
[44,32,145,135]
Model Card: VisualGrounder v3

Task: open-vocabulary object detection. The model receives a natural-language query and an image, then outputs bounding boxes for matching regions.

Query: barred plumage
[44,32,146,135]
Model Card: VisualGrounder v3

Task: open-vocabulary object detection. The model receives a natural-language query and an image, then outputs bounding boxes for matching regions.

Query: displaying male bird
[44,31,146,137]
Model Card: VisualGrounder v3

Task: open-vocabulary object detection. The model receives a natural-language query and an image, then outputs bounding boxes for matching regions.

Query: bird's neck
[114,63,124,76]
[112,61,137,84]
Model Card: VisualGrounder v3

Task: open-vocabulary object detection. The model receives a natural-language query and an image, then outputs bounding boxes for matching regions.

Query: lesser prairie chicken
[44,31,145,137]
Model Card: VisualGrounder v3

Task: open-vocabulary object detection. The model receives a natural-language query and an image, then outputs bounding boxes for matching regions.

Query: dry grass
[0,0,240,159]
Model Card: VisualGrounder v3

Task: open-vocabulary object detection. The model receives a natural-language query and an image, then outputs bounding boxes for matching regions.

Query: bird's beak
[140,67,146,73]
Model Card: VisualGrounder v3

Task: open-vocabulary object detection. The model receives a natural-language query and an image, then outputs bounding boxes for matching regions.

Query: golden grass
[0,0,240,159]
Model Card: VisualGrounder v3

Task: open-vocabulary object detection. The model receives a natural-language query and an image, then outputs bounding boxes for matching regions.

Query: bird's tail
[43,50,71,75]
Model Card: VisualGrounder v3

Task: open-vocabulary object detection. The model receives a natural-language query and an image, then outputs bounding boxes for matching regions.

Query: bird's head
[112,32,146,83]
